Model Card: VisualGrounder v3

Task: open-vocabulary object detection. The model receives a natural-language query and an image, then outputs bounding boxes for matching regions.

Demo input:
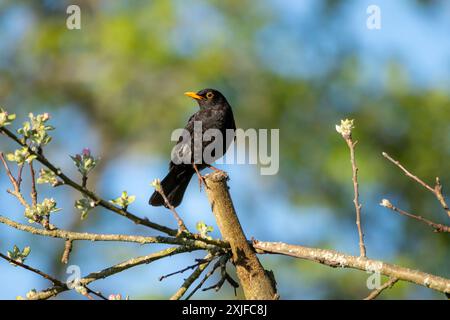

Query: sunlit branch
[382,152,450,219]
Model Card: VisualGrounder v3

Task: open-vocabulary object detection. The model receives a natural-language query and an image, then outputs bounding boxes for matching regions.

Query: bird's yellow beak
[184,91,204,100]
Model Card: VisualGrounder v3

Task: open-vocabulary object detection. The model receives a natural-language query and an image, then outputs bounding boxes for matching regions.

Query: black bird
[149,88,236,208]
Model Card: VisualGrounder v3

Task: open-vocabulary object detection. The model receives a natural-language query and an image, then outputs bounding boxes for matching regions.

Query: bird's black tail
[149,166,194,208]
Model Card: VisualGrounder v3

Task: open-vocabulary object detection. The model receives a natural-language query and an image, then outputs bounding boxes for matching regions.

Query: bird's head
[184,88,228,109]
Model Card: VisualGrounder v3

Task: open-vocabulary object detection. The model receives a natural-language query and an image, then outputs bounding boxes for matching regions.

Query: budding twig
[380,199,450,233]
[0,152,30,208]
[336,119,366,257]
[152,179,188,235]
[0,252,64,287]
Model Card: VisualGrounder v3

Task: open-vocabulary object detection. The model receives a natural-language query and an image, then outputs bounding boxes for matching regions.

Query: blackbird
[149,88,236,208]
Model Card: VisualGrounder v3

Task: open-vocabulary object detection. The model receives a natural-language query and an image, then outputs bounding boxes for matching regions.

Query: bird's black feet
[193,163,207,191]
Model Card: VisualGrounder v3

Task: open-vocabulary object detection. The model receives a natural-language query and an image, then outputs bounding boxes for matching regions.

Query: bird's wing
[185,108,225,131]
[170,108,226,168]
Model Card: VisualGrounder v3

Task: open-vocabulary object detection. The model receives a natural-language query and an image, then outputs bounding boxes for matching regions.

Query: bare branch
[29,162,37,207]
[204,171,278,299]
[17,164,24,191]
[202,255,239,295]
[61,239,73,264]
[0,215,226,250]
[153,180,188,234]
[337,119,366,257]
[170,253,215,300]
[0,152,30,208]
[380,199,450,233]
[0,252,64,287]
[364,277,398,300]
[185,254,229,300]
[253,240,450,294]
[160,257,213,282]
[382,152,450,218]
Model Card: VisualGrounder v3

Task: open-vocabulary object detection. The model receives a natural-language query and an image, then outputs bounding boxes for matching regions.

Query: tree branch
[170,253,214,300]
[61,239,73,264]
[185,254,229,300]
[0,252,65,287]
[380,199,450,233]
[0,127,176,235]
[153,180,188,234]
[253,240,450,294]
[0,152,30,208]
[346,139,366,257]
[0,127,226,248]
[0,215,226,250]
[26,246,198,300]
[382,152,450,218]
[204,171,278,300]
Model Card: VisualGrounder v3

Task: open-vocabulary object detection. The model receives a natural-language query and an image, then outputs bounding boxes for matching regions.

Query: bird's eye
[206,92,214,99]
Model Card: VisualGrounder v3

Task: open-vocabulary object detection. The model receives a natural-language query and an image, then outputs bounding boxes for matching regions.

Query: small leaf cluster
[25,198,61,223]
[110,191,135,209]
[6,147,37,165]
[17,112,54,147]
[196,221,214,239]
[7,245,31,265]
[75,196,96,220]
[71,148,98,177]
[37,168,60,186]
[0,108,16,127]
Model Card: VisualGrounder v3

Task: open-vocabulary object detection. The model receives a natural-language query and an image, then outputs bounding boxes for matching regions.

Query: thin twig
[185,257,225,300]
[337,126,367,258]
[159,257,213,282]
[0,252,64,287]
[364,277,398,300]
[380,199,450,233]
[346,139,366,257]
[17,164,24,191]
[61,239,73,264]
[0,152,18,186]
[85,286,108,300]
[0,153,30,208]
[155,185,188,235]
[29,162,37,207]
[82,174,88,188]
[170,253,215,300]
[382,152,450,218]
[202,257,239,295]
